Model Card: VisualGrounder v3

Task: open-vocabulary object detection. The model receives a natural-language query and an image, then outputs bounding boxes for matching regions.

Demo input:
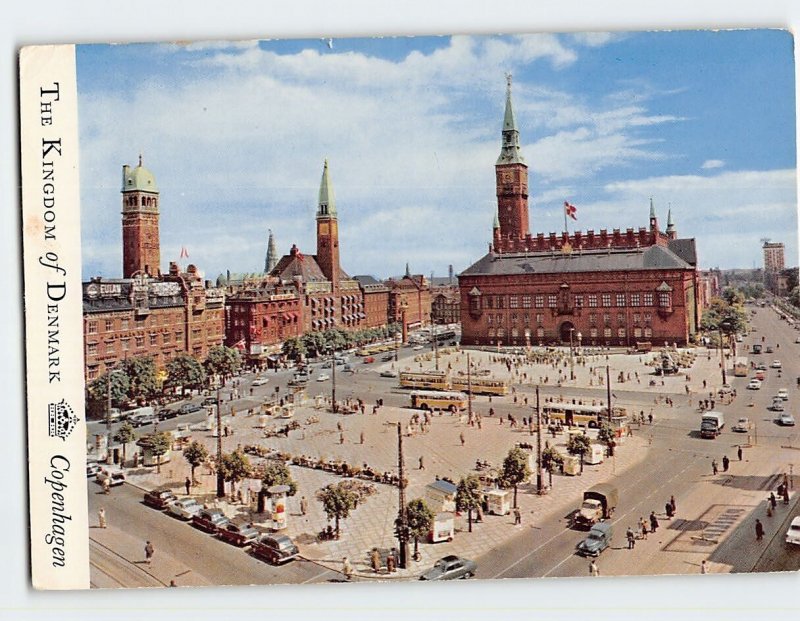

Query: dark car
[419,555,477,581]
[217,522,259,547]
[143,488,179,510]
[766,346,774,353]
[576,522,613,557]
[179,403,202,415]
[191,508,230,534]
[251,533,300,565]
[158,408,179,421]
[202,396,217,407]
[381,354,395,362]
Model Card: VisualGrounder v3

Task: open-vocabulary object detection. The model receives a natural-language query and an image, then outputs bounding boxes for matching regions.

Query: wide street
[86,305,800,587]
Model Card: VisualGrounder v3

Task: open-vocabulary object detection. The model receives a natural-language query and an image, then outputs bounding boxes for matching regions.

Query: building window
[523,313,529,325]
[87,343,97,356]
[603,328,612,338]
[163,333,170,344]
[590,327,598,338]
[150,333,158,346]
[496,328,505,338]
[617,313,625,326]
[175,331,183,343]
[488,315,493,325]
[496,314,503,325]
[634,327,643,338]
[535,295,544,308]
[135,336,144,348]
[511,328,519,338]
[121,318,130,330]
[547,294,557,308]
[486,296,494,309]
[574,295,584,308]
[536,326,544,338]
[616,294,626,307]
[601,294,611,307]
[511,313,518,324]
[644,293,654,306]
[121,338,130,352]
[495,296,504,309]
[509,295,519,309]
[618,328,626,338]
[535,313,543,324]
[88,321,98,335]
[633,313,641,325]
[589,313,597,326]
[588,294,598,308]
[105,319,114,331]
[87,366,99,380]
[603,313,610,326]
[644,327,653,338]
[522,295,531,308]
[488,328,496,338]
[630,293,641,307]
[658,292,671,307]
[644,312,652,325]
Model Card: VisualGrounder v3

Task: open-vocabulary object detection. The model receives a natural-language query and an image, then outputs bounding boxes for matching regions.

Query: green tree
[302,332,327,358]
[281,336,307,361]
[165,353,207,395]
[204,345,242,381]
[402,498,435,560]
[220,449,252,495]
[316,482,358,538]
[596,423,617,456]
[87,370,130,411]
[790,286,800,309]
[455,474,482,533]
[137,431,173,474]
[700,297,748,335]
[541,446,564,473]
[566,433,591,457]
[183,441,209,485]
[121,356,159,400]
[260,460,298,496]
[112,422,137,466]
[500,447,532,508]
[323,328,347,352]
[721,286,746,307]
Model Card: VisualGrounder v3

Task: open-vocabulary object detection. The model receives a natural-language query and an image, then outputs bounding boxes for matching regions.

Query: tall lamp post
[568,328,576,381]
[718,319,732,386]
[215,387,225,498]
[105,366,124,464]
[330,346,338,413]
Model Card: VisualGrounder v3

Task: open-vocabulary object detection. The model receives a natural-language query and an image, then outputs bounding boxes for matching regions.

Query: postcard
[20,30,799,590]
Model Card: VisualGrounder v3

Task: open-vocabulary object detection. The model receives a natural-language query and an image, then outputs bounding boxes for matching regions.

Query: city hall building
[459,81,701,348]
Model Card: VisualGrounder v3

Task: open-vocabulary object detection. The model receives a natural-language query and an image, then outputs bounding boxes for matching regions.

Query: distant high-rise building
[763,241,785,273]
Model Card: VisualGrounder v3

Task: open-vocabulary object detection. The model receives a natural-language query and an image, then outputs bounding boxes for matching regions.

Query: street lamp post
[105,366,124,464]
[216,387,225,498]
[535,385,545,495]
[569,328,575,381]
[718,320,731,386]
[330,347,337,413]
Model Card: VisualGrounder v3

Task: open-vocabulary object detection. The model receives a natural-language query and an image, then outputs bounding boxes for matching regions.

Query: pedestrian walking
[589,560,599,576]
[770,492,777,511]
[670,495,676,515]
[460,432,465,447]
[360,431,365,445]
[340,432,345,445]
[370,548,381,573]
[144,540,155,565]
[649,511,659,533]
[300,496,308,516]
[342,556,353,581]
[782,485,790,505]
[387,548,397,573]
[640,518,648,539]
[722,455,730,472]
[185,476,191,495]
[712,459,718,476]
[102,478,111,495]
[755,519,764,541]
[665,501,673,519]
[513,506,522,525]
[701,560,708,574]
[418,456,425,470]
[98,507,107,529]
[626,527,635,549]
[737,446,743,461]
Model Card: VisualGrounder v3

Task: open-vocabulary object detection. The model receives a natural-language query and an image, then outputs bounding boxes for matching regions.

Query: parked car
[316,373,330,382]
[167,497,203,520]
[342,364,355,373]
[771,360,782,369]
[795,336,800,344]
[191,508,230,534]
[718,384,733,396]
[217,522,260,547]
[179,403,203,415]
[786,516,800,546]
[413,345,424,351]
[251,533,300,564]
[766,346,774,353]
[96,466,126,487]
[363,356,375,364]
[419,555,477,581]
[756,363,768,371]
[288,378,308,387]
[158,408,179,421]
[770,399,785,412]
[778,413,796,426]
[252,377,269,386]
[202,396,217,407]
[381,354,395,362]
[380,370,398,378]
[143,488,179,510]
[86,460,101,478]
[732,417,751,433]
[129,409,158,427]
[777,389,790,400]
[747,379,762,390]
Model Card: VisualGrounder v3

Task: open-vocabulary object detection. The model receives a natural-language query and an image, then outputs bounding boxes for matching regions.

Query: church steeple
[496,73,525,166]
[666,206,676,240]
[264,229,278,274]
[317,158,336,217]
[649,197,658,231]
[315,159,340,284]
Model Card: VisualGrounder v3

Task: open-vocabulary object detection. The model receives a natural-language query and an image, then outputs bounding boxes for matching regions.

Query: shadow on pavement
[711,473,782,492]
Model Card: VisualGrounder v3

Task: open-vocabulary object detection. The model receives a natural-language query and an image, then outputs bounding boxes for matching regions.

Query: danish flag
[232,338,247,351]
[564,201,578,220]
[179,246,189,259]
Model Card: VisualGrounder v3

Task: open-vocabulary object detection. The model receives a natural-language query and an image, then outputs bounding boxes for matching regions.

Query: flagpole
[564,204,568,235]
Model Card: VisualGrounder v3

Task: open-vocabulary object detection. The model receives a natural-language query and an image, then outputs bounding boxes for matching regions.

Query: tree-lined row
[282,323,401,360]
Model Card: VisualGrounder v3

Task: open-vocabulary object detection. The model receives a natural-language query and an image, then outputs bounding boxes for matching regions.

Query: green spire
[404,262,411,278]
[666,206,675,234]
[649,197,656,219]
[317,159,336,218]
[497,73,525,166]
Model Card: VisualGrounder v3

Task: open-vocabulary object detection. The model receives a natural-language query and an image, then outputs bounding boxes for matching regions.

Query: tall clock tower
[315,159,340,287]
[121,156,161,278]
[495,75,529,250]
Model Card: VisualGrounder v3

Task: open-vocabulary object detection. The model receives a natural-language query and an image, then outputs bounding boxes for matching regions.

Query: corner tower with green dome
[121,155,161,278]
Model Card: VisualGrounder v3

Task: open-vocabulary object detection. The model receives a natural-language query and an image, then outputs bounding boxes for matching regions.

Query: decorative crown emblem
[48,399,79,441]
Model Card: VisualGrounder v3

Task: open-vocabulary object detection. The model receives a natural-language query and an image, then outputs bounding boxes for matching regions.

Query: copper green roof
[496,74,525,166]
[317,159,336,217]
[122,155,158,193]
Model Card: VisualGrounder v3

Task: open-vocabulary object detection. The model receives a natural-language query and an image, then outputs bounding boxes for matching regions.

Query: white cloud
[701,159,725,169]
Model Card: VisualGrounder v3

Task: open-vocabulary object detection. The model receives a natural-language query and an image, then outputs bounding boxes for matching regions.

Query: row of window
[486,327,654,339]
[87,314,185,334]
[85,328,220,357]
[486,312,654,326]
[484,292,670,310]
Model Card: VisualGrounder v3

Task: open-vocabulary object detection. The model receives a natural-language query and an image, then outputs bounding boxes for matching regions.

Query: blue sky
[76,30,798,280]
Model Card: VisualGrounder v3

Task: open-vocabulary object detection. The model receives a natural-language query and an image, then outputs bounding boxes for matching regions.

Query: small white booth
[485,489,512,516]
[429,512,455,543]
[584,443,605,465]
[425,480,458,513]
[267,484,291,531]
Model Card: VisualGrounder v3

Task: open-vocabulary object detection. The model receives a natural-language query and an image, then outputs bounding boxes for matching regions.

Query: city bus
[399,370,449,390]
[733,357,749,377]
[410,390,468,412]
[541,403,628,428]
[450,376,509,396]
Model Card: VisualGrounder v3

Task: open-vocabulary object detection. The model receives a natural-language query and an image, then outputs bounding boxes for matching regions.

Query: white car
[747,379,762,390]
[778,412,796,426]
[96,466,126,487]
[770,399,785,412]
[316,373,330,382]
[732,417,750,433]
[795,336,800,344]
[786,517,800,546]
[413,345,424,351]
[252,377,269,386]
[777,389,789,401]
[770,360,782,369]
[167,497,203,520]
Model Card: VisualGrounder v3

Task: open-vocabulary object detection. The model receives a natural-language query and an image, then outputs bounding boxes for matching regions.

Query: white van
[127,406,156,427]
